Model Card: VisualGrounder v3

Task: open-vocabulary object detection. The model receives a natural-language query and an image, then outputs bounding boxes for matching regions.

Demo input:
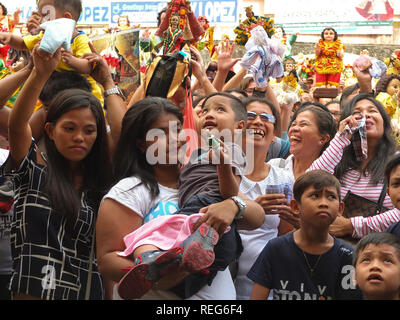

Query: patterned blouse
[0,142,103,300]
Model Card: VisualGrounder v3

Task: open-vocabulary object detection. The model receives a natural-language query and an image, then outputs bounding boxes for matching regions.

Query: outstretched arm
[0,59,33,108]
[190,45,217,95]
[8,45,61,168]
[212,40,240,92]
[82,42,128,153]
[0,32,28,51]
[61,48,93,74]
[222,67,247,92]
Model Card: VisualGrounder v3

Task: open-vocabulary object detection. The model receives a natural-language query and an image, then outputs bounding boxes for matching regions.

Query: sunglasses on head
[247,111,276,124]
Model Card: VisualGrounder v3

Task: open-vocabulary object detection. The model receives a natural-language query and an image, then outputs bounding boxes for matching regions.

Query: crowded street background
[0,0,399,304]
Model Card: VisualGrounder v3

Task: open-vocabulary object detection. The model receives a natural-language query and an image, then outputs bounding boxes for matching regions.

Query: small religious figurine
[375,73,400,144]
[196,15,214,55]
[234,6,275,46]
[0,4,21,33]
[314,27,345,88]
[272,25,298,61]
[156,0,204,55]
[343,65,358,88]
[384,49,400,76]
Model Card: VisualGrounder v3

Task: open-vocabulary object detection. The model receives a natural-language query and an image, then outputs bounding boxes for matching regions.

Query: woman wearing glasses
[235,96,295,300]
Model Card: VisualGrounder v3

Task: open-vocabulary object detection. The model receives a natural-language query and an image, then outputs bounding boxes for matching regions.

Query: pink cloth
[118,213,204,257]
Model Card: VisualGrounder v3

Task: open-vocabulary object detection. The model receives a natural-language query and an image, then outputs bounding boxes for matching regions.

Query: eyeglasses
[247,111,276,124]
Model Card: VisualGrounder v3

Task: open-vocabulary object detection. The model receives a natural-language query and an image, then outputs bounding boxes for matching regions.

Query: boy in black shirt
[248,170,362,300]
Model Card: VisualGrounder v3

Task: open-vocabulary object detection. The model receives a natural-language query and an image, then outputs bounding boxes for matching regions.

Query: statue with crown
[234,6,275,46]
[155,0,205,55]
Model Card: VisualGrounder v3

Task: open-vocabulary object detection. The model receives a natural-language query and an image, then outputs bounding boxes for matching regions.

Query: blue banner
[1,0,238,26]
[82,0,238,25]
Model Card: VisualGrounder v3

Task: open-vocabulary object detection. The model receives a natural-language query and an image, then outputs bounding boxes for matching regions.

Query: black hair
[44,89,111,222]
[375,74,400,94]
[340,83,360,109]
[275,25,286,37]
[297,101,330,113]
[325,100,341,108]
[40,71,92,106]
[202,92,247,123]
[112,97,183,200]
[321,27,338,41]
[157,7,168,27]
[38,0,82,21]
[239,77,255,91]
[293,170,342,203]
[242,96,281,136]
[289,103,337,155]
[385,153,400,184]
[225,70,236,83]
[335,93,396,185]
[0,3,7,16]
[224,88,249,98]
[353,232,400,266]
[193,95,206,108]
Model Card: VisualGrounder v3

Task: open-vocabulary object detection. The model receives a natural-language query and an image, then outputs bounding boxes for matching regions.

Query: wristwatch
[104,86,125,100]
[231,196,246,220]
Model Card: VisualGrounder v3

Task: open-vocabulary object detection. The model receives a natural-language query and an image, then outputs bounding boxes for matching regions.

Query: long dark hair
[44,89,112,222]
[112,97,183,200]
[335,93,396,185]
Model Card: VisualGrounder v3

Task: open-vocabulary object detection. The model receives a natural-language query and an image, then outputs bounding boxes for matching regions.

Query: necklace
[302,250,322,278]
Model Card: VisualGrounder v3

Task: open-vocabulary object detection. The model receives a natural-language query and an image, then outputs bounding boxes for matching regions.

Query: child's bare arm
[250,283,270,300]
[0,32,28,51]
[217,162,240,198]
[213,146,240,198]
[61,48,92,74]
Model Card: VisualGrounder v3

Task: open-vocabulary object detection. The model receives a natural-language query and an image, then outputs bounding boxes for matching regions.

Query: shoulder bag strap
[376,180,388,213]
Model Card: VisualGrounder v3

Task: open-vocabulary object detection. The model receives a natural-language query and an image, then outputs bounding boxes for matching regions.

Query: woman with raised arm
[1,45,112,300]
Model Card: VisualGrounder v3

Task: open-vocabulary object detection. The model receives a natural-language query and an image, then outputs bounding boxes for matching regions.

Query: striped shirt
[308,132,400,238]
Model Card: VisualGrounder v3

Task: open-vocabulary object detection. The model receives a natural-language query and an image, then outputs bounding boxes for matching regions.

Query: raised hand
[216,39,240,72]
[32,44,61,76]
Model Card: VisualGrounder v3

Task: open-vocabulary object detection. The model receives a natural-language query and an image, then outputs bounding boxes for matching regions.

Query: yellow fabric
[315,40,345,75]
[376,92,398,117]
[24,32,104,106]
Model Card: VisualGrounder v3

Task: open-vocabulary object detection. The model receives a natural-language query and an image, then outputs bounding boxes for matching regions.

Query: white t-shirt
[103,176,179,223]
[104,176,236,300]
[235,165,292,300]
[268,154,295,185]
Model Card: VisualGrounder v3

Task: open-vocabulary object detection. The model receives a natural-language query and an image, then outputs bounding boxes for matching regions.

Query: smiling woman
[269,103,337,182]
[235,96,295,300]
[308,93,398,241]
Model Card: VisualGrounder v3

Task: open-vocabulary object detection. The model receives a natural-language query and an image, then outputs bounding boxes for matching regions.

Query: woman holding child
[96,95,265,300]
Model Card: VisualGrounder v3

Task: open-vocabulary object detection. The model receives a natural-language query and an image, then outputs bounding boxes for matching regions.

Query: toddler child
[0,0,103,105]
[117,92,248,300]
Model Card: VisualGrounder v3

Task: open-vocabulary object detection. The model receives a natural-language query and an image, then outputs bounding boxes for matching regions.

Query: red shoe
[179,223,219,272]
[117,247,182,300]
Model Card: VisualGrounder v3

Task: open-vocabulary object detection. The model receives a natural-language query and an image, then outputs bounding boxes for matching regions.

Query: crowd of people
[0,0,400,302]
